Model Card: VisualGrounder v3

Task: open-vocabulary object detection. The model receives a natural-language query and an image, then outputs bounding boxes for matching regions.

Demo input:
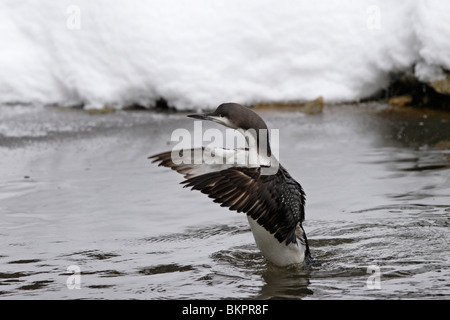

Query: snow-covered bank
[0,0,449,110]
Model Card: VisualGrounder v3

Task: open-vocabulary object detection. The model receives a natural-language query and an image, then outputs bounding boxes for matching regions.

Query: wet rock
[87,106,116,114]
[429,72,450,95]
[434,140,450,150]
[302,96,324,114]
[251,96,324,114]
[373,71,450,110]
[388,95,412,107]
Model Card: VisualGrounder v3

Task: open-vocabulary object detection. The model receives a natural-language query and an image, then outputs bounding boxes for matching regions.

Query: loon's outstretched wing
[149,147,249,179]
[181,165,307,247]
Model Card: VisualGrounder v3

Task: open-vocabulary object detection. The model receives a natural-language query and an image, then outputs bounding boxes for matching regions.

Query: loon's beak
[187,113,223,124]
[187,113,214,121]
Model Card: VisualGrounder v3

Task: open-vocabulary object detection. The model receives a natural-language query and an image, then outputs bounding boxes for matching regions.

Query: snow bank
[0,0,449,109]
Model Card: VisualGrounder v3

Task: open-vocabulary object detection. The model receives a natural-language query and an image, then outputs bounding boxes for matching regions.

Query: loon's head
[188,103,273,160]
[188,103,268,131]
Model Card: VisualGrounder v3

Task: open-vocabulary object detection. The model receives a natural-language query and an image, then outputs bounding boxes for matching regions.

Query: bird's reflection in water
[257,264,314,299]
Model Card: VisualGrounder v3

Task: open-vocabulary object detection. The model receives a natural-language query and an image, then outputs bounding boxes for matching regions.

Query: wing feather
[150,149,307,246]
[149,147,249,179]
[182,166,306,245]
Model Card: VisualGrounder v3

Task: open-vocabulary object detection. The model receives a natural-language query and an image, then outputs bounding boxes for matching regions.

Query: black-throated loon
[149,103,311,267]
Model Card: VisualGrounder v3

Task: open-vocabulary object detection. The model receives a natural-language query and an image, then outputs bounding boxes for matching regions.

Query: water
[0,104,449,299]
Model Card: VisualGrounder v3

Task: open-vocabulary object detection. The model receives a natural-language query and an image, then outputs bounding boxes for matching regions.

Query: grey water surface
[0,104,449,299]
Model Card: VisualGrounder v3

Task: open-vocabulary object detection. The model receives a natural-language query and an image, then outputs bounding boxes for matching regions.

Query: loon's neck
[236,128,276,168]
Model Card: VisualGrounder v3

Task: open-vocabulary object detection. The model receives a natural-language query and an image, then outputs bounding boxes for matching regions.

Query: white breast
[247,216,306,267]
